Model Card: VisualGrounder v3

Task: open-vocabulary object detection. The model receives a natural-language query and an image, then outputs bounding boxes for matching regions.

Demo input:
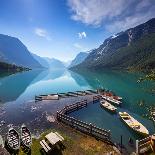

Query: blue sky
[0,0,155,61]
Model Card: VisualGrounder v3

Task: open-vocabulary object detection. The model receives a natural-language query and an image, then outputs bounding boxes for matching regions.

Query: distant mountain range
[31,53,49,68]
[32,54,66,69]
[0,34,66,70]
[71,18,155,71]
[69,52,88,68]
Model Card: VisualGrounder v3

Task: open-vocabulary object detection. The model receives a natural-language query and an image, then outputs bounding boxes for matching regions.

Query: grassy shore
[19,124,120,155]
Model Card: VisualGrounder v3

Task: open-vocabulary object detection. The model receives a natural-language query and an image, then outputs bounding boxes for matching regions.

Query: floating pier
[35,89,99,102]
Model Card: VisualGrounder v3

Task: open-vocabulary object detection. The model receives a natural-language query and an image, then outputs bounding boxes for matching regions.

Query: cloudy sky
[0,0,155,61]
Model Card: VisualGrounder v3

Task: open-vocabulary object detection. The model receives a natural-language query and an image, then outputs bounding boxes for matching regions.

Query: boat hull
[100,104,116,113]
[21,124,32,148]
[7,128,20,150]
[119,112,149,136]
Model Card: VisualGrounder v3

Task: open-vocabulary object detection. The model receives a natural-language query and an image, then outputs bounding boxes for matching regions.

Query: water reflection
[70,69,155,115]
[0,70,43,103]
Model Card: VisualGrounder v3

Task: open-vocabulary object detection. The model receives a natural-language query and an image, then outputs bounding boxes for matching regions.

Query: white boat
[7,127,20,150]
[0,135,4,148]
[21,124,32,148]
[100,100,117,113]
[102,95,121,105]
[119,112,149,136]
[42,94,59,100]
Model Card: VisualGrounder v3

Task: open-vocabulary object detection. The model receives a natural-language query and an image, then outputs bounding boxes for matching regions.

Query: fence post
[56,111,59,121]
[89,123,92,134]
[136,140,139,155]
[65,106,68,114]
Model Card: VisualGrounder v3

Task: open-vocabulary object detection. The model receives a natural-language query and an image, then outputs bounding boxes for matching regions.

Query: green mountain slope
[72,18,155,71]
[95,33,155,71]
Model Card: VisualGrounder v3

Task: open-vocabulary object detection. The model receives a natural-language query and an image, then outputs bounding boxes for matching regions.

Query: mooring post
[120,135,123,153]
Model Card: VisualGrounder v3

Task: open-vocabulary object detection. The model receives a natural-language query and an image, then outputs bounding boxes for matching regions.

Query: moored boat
[119,112,149,136]
[7,127,20,150]
[100,100,117,113]
[0,135,4,148]
[102,95,121,105]
[21,124,32,148]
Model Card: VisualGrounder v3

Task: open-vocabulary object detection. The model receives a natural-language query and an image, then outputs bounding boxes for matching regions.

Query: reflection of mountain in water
[69,70,88,87]
[0,70,43,103]
[31,69,66,83]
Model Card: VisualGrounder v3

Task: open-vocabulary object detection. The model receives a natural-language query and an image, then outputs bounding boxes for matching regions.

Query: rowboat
[100,100,117,113]
[7,127,20,150]
[102,95,121,105]
[21,124,32,148]
[119,112,149,136]
[0,135,4,148]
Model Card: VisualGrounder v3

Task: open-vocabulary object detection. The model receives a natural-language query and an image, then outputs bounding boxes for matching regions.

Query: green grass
[18,126,119,155]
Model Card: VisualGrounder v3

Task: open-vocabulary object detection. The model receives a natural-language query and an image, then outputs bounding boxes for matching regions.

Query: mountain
[31,53,49,68]
[0,34,42,69]
[72,18,155,71]
[49,58,65,69]
[69,52,89,68]
[35,56,66,69]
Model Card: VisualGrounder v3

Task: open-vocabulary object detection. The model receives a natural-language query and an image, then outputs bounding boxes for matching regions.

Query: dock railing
[56,98,111,143]
[136,136,152,154]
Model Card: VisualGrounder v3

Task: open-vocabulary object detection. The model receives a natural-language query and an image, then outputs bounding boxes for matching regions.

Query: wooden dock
[35,89,99,102]
[56,97,112,144]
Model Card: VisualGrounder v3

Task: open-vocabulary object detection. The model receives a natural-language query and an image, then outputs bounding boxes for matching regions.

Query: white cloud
[73,43,88,51]
[106,4,155,33]
[34,28,51,41]
[68,0,155,33]
[78,32,87,39]
[68,0,130,26]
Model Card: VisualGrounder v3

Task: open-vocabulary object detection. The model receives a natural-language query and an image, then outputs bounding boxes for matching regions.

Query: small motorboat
[119,112,149,136]
[100,100,117,113]
[21,124,32,148]
[7,127,20,150]
[102,95,121,105]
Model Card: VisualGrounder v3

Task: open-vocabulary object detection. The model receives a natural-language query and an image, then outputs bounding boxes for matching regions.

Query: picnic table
[40,132,64,153]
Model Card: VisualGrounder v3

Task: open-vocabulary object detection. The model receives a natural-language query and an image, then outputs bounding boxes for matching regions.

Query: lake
[0,69,154,153]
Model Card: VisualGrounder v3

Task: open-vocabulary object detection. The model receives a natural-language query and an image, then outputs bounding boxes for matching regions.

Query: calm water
[0,69,155,152]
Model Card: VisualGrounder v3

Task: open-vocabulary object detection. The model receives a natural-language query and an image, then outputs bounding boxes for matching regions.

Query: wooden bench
[40,140,51,153]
